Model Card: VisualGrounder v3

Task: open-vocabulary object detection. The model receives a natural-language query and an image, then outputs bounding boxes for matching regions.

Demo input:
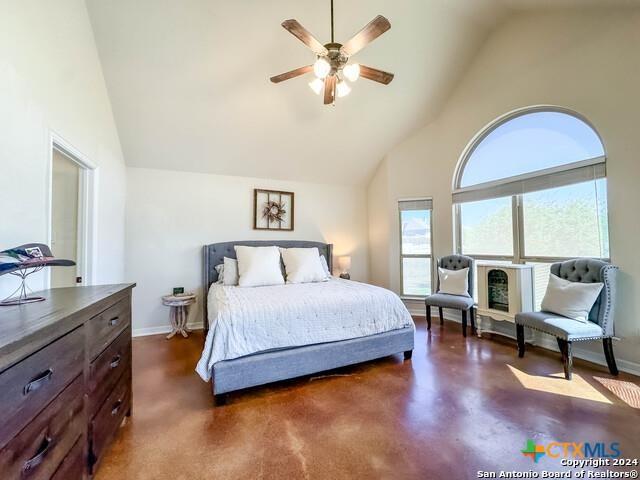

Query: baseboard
[402,299,640,377]
[133,321,204,338]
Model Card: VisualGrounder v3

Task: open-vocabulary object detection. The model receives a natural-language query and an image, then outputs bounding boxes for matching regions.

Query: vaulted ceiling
[85,0,636,185]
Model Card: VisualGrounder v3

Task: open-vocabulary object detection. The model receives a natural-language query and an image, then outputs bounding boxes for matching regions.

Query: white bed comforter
[196,278,414,381]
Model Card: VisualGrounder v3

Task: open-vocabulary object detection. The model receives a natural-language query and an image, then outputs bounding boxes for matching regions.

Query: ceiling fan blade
[281,19,328,55]
[270,65,313,83]
[359,65,394,85]
[324,75,336,105]
[340,15,391,57]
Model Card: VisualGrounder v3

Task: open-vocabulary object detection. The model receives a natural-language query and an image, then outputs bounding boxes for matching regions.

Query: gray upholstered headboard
[202,241,333,330]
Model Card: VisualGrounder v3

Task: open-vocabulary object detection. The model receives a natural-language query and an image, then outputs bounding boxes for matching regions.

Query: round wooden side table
[162,294,196,340]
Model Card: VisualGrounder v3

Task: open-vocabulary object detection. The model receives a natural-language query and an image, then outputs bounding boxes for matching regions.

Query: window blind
[398,198,433,211]
[452,157,605,204]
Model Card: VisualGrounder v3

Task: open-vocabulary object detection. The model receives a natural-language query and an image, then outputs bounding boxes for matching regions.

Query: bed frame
[202,240,415,405]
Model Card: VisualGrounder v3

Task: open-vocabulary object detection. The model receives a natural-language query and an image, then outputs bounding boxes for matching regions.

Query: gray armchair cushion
[515,311,604,341]
[425,293,474,310]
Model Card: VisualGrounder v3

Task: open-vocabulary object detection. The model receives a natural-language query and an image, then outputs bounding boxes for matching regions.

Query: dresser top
[0,284,135,372]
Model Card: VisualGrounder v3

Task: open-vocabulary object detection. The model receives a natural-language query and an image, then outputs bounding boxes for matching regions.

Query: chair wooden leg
[425,304,431,330]
[603,338,619,376]
[404,350,413,360]
[461,309,467,337]
[516,325,525,358]
[557,338,573,380]
[470,307,476,335]
[438,307,444,325]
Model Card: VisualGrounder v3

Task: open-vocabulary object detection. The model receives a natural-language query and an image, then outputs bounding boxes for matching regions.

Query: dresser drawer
[87,297,131,360]
[0,375,84,480]
[90,371,130,468]
[51,438,84,480]
[0,326,84,449]
[88,327,131,417]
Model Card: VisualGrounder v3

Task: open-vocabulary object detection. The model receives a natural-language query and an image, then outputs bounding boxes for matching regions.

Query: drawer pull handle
[110,355,122,369]
[109,316,120,327]
[22,435,53,473]
[23,369,53,395]
[111,399,123,416]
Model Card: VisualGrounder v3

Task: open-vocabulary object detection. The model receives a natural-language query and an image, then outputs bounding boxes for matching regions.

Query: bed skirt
[211,326,414,396]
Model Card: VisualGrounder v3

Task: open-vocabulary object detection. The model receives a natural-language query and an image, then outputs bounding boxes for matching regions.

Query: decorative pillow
[319,255,331,278]
[541,274,603,323]
[214,263,224,284]
[222,257,239,286]
[280,247,328,284]
[234,246,284,287]
[438,267,470,297]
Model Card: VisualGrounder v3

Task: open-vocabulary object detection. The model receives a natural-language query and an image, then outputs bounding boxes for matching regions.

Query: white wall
[126,167,369,335]
[0,0,126,297]
[368,8,640,372]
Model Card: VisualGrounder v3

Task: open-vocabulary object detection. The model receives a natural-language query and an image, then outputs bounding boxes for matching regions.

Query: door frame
[46,131,98,288]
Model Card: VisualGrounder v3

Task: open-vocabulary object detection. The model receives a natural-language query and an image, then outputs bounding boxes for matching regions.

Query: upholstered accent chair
[425,255,476,337]
[515,259,619,380]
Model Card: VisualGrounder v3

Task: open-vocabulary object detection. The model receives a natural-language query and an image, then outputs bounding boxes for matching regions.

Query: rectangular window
[459,196,514,257]
[522,179,609,259]
[456,179,609,306]
[399,199,433,297]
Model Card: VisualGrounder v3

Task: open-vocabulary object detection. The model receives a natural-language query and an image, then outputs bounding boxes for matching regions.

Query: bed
[198,240,415,404]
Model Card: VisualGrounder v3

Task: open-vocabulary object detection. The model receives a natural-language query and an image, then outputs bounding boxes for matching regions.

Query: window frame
[453,106,611,304]
[399,197,434,299]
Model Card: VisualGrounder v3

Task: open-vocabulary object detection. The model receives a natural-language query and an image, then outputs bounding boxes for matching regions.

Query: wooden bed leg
[404,350,413,360]
[214,393,228,406]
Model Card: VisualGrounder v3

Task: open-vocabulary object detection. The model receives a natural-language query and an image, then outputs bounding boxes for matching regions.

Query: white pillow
[222,257,239,286]
[438,267,470,297]
[214,263,224,284]
[234,246,284,287]
[280,247,328,284]
[541,274,603,323]
[319,255,331,278]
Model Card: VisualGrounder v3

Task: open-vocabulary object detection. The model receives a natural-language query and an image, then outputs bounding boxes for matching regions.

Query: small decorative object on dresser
[253,189,294,231]
[162,293,196,339]
[0,283,135,479]
[0,243,76,306]
[476,263,534,337]
[338,256,351,280]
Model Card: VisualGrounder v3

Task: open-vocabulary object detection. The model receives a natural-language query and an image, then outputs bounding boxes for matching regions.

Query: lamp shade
[338,256,351,273]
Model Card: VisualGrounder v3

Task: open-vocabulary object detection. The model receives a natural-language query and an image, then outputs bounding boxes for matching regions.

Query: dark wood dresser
[0,284,135,480]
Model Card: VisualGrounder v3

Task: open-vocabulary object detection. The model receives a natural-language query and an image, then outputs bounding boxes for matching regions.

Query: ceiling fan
[270,0,394,105]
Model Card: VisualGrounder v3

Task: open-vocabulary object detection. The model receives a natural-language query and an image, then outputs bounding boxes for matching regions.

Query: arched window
[453,107,609,305]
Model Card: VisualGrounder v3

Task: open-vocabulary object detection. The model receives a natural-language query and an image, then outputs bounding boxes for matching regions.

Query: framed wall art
[253,189,295,231]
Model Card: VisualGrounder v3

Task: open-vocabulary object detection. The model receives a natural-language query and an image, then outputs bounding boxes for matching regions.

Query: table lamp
[338,256,351,280]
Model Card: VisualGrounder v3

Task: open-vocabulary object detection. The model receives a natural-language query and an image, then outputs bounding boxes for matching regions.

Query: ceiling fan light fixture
[308,77,324,95]
[313,57,331,78]
[343,63,360,82]
[336,80,351,98]
[271,1,393,105]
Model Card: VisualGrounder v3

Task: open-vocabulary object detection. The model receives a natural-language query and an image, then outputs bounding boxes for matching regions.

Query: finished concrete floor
[96,317,640,479]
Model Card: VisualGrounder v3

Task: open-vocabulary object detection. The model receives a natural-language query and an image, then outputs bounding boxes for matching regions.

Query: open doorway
[49,136,96,288]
